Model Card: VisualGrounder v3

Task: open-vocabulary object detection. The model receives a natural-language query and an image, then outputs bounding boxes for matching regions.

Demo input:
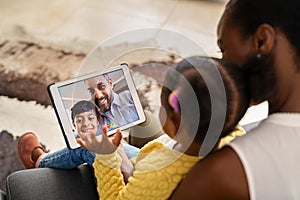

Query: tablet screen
[49,64,145,149]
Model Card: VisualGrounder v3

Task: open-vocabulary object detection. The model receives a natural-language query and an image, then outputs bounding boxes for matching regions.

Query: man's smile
[98,97,107,105]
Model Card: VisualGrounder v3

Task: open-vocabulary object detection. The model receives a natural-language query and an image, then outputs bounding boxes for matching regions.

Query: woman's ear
[254,23,276,53]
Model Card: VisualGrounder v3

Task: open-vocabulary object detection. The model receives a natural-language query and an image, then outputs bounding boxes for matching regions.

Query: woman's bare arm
[170,146,250,200]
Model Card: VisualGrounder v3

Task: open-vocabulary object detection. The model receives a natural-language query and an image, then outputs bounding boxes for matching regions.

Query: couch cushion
[6,165,98,200]
[0,190,6,200]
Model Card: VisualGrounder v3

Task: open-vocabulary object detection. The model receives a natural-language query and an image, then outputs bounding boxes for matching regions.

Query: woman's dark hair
[161,56,249,143]
[71,100,99,123]
[225,0,300,58]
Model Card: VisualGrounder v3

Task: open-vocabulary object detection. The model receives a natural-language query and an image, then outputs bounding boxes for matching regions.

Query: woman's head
[224,0,300,58]
[71,100,100,135]
[217,0,300,110]
[160,56,249,145]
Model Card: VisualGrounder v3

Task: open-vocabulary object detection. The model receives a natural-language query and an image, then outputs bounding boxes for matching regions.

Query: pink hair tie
[168,91,180,113]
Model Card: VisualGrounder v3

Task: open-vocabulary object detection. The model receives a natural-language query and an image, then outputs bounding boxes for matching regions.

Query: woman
[170,0,300,199]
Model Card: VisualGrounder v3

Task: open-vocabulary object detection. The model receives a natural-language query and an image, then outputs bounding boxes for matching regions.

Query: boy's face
[73,110,99,135]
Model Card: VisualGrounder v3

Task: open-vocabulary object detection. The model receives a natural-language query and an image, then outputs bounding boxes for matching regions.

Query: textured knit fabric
[218,124,245,148]
[228,113,300,200]
[93,140,200,200]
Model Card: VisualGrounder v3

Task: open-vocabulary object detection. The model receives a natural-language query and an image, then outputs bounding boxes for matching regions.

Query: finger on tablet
[76,128,84,138]
[77,128,96,139]
[101,124,108,137]
[112,129,122,146]
[76,138,86,148]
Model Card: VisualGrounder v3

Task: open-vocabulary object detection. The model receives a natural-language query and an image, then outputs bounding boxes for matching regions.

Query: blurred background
[0,0,268,191]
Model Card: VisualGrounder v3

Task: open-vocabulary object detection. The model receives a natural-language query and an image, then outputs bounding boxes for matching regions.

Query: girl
[77,56,250,200]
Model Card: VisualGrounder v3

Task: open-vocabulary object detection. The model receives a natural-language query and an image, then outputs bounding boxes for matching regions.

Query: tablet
[48,63,146,149]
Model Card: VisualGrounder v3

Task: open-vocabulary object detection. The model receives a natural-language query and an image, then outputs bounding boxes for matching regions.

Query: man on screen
[85,74,139,131]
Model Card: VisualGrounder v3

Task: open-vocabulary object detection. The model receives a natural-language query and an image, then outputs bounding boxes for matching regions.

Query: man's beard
[241,51,278,108]
[95,95,111,114]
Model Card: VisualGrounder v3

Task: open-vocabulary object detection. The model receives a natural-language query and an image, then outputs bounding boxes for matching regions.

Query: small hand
[76,125,122,154]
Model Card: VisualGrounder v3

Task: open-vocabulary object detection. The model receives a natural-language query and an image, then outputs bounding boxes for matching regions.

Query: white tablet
[48,63,146,149]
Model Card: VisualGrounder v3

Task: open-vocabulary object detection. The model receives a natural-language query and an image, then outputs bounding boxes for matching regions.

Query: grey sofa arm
[0,190,6,200]
[6,165,98,200]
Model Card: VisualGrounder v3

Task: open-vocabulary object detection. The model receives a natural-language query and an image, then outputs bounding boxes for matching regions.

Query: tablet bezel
[48,63,146,149]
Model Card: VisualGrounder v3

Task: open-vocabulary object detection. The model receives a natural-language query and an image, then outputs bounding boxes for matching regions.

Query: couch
[2,164,98,200]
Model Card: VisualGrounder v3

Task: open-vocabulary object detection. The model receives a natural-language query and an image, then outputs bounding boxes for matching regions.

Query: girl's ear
[165,111,181,138]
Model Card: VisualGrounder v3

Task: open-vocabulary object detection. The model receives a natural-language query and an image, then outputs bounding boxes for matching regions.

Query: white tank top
[228,113,300,200]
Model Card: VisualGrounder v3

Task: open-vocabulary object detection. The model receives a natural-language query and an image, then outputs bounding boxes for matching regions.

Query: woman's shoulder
[170,146,249,199]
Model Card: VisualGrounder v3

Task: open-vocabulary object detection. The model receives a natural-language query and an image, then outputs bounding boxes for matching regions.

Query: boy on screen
[71,100,100,138]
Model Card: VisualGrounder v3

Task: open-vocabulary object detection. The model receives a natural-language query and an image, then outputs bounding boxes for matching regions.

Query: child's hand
[76,125,122,154]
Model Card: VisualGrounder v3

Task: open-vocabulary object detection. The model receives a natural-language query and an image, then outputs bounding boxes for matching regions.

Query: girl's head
[71,100,100,135]
[159,56,249,147]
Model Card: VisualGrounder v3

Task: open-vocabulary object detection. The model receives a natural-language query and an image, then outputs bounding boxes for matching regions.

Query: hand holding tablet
[48,64,145,149]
